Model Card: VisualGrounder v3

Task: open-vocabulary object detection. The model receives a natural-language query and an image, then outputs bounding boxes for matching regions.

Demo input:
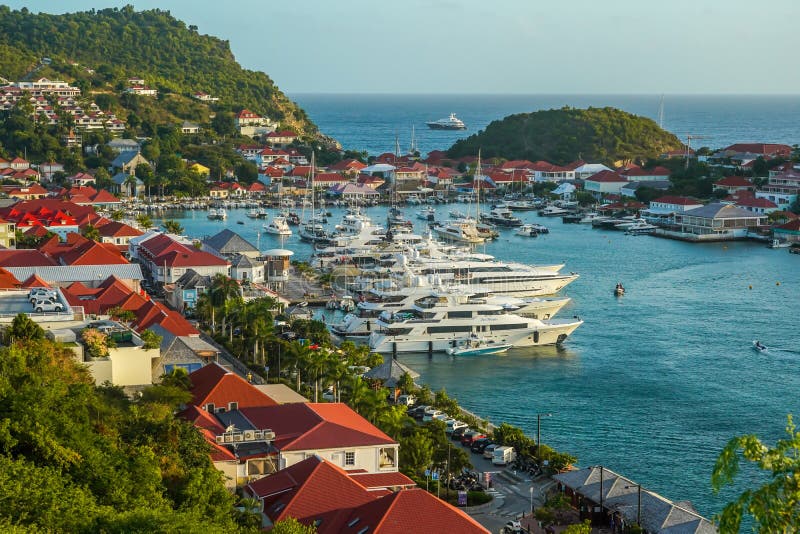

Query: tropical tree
[110,209,125,221]
[208,274,242,341]
[377,405,413,440]
[81,223,101,242]
[271,517,317,534]
[135,213,153,230]
[285,342,313,393]
[162,219,184,234]
[712,415,800,533]
[397,371,416,394]
[4,313,45,344]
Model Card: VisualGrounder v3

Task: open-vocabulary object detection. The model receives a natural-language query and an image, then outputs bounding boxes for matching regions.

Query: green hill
[0,5,315,136]
[447,106,682,165]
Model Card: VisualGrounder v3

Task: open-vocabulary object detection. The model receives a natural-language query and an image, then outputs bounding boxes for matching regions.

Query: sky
[5,0,800,94]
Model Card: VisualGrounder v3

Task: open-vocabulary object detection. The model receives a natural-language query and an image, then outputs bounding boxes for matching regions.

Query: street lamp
[529,486,534,514]
[625,484,642,527]
[536,413,552,466]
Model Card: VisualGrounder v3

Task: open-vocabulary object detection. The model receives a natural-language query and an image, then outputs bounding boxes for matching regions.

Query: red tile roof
[0,249,57,268]
[715,176,753,187]
[328,159,367,172]
[246,456,376,529]
[0,267,21,288]
[349,472,416,491]
[736,197,777,208]
[314,173,350,182]
[340,488,489,534]
[153,249,230,268]
[20,273,50,288]
[95,220,144,238]
[776,220,800,231]
[242,402,395,452]
[724,143,792,157]
[188,363,279,409]
[586,170,628,183]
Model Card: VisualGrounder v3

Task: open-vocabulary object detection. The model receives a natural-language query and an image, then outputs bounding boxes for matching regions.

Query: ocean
[181,94,800,519]
[291,93,800,157]
[175,203,800,519]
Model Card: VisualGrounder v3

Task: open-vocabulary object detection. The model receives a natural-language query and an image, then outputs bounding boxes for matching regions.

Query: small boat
[624,221,659,235]
[614,283,625,297]
[538,205,570,217]
[236,220,245,225]
[515,224,539,237]
[207,208,227,220]
[752,340,768,353]
[264,216,292,236]
[768,239,791,249]
[446,336,512,357]
[416,206,436,221]
[246,209,259,218]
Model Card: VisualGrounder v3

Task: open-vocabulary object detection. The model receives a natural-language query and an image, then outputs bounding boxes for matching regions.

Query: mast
[658,94,665,129]
[475,149,482,221]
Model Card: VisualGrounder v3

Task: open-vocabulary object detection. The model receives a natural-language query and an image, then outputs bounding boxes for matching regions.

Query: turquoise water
[174,205,800,517]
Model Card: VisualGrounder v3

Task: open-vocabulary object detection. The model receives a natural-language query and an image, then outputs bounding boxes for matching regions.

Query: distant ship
[426,113,466,130]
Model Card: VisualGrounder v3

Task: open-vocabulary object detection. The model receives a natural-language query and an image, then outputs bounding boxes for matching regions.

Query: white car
[29,289,57,303]
[447,420,468,434]
[422,409,443,422]
[32,300,64,313]
[503,520,523,534]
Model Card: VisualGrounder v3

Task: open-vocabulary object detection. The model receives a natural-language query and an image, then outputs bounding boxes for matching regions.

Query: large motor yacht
[426,113,467,130]
[367,290,582,354]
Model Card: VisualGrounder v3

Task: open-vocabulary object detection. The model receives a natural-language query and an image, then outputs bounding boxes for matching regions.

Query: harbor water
[171,204,800,517]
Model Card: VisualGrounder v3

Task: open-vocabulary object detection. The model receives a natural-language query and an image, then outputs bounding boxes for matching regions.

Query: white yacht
[207,208,227,220]
[416,206,436,221]
[331,288,572,341]
[624,221,659,235]
[264,216,292,236]
[578,212,603,224]
[516,224,539,237]
[426,113,467,130]
[367,290,582,354]
[432,219,485,244]
[538,205,570,217]
[481,206,523,227]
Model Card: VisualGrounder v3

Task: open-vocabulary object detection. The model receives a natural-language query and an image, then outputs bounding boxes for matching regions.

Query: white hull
[368,319,582,354]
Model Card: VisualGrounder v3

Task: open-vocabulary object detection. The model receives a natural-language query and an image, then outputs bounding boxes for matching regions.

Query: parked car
[396,394,416,406]
[471,438,492,453]
[432,413,448,422]
[452,426,471,441]
[483,443,498,459]
[502,520,524,534]
[447,420,468,434]
[29,289,57,303]
[32,300,64,313]
[412,405,430,420]
[461,431,486,446]
[492,446,517,466]
[422,409,443,422]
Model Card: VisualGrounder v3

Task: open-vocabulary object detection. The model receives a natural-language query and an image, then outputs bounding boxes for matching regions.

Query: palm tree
[81,224,101,242]
[377,405,413,440]
[125,174,139,198]
[195,292,216,333]
[209,274,242,340]
[285,342,313,392]
[135,213,153,230]
[110,209,125,221]
[162,219,184,235]
[305,350,328,403]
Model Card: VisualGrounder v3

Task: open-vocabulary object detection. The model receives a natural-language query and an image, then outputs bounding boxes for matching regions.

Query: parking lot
[0,289,70,318]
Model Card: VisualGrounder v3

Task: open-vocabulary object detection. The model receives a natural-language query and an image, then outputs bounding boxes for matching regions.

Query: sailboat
[265,180,293,236]
[298,153,331,244]
[434,151,486,244]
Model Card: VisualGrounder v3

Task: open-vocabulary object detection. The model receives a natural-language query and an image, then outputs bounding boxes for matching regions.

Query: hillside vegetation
[0,5,315,135]
[447,107,683,165]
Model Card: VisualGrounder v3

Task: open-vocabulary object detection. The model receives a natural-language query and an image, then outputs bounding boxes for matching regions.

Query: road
[458,442,554,533]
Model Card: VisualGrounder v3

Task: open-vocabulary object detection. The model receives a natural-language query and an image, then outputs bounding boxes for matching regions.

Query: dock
[279,267,332,306]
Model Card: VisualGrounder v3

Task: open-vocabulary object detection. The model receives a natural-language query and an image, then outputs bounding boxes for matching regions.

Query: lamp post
[536,413,552,466]
[625,484,642,527]
[529,486,534,514]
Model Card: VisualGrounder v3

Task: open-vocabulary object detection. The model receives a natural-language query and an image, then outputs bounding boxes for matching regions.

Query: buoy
[749,285,753,290]
[777,282,780,286]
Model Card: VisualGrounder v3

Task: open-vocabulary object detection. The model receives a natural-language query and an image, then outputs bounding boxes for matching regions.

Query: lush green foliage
[270,517,318,534]
[0,337,249,532]
[712,415,800,533]
[0,6,314,135]
[447,107,682,165]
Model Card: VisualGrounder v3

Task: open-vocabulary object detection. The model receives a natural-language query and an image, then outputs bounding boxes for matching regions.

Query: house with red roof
[265,130,298,147]
[328,159,367,177]
[244,456,486,533]
[94,220,144,252]
[2,183,48,200]
[187,362,279,412]
[620,165,671,182]
[755,170,800,211]
[68,172,96,187]
[722,143,792,158]
[773,219,800,243]
[0,249,57,268]
[246,181,267,196]
[313,173,351,188]
[0,267,21,288]
[584,170,629,197]
[241,402,399,475]
[39,233,129,266]
[356,174,386,190]
[713,176,753,194]
[734,195,778,215]
[526,161,575,182]
[133,232,230,283]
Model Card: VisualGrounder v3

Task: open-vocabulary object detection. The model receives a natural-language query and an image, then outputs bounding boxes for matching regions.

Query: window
[344,451,356,466]
[447,310,472,319]
[379,447,396,468]
[427,325,472,335]
[204,403,215,412]
[228,402,238,411]
[490,323,528,331]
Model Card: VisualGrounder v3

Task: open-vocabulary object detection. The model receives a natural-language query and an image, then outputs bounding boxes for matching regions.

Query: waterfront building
[620,165,671,182]
[132,232,230,284]
[642,196,703,224]
[584,170,629,197]
[773,219,800,243]
[203,229,261,259]
[734,195,778,215]
[672,203,766,240]
[554,466,715,533]
[712,176,752,194]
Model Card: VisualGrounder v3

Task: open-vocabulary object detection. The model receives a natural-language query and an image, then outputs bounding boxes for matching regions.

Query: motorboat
[449,209,468,219]
[768,239,791,249]
[614,283,625,297]
[406,194,423,205]
[432,220,485,244]
[614,218,646,231]
[578,212,603,224]
[367,290,582,354]
[426,113,467,130]
[507,200,538,211]
[207,208,227,220]
[538,205,570,217]
[445,336,513,356]
[515,224,539,237]
[481,206,522,227]
[416,206,436,221]
[264,216,292,236]
[387,207,413,228]
[299,222,331,244]
[624,221,659,235]
[752,340,768,353]
[246,209,260,218]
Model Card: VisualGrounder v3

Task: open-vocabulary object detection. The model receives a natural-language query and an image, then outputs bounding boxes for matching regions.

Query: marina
[165,201,800,517]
